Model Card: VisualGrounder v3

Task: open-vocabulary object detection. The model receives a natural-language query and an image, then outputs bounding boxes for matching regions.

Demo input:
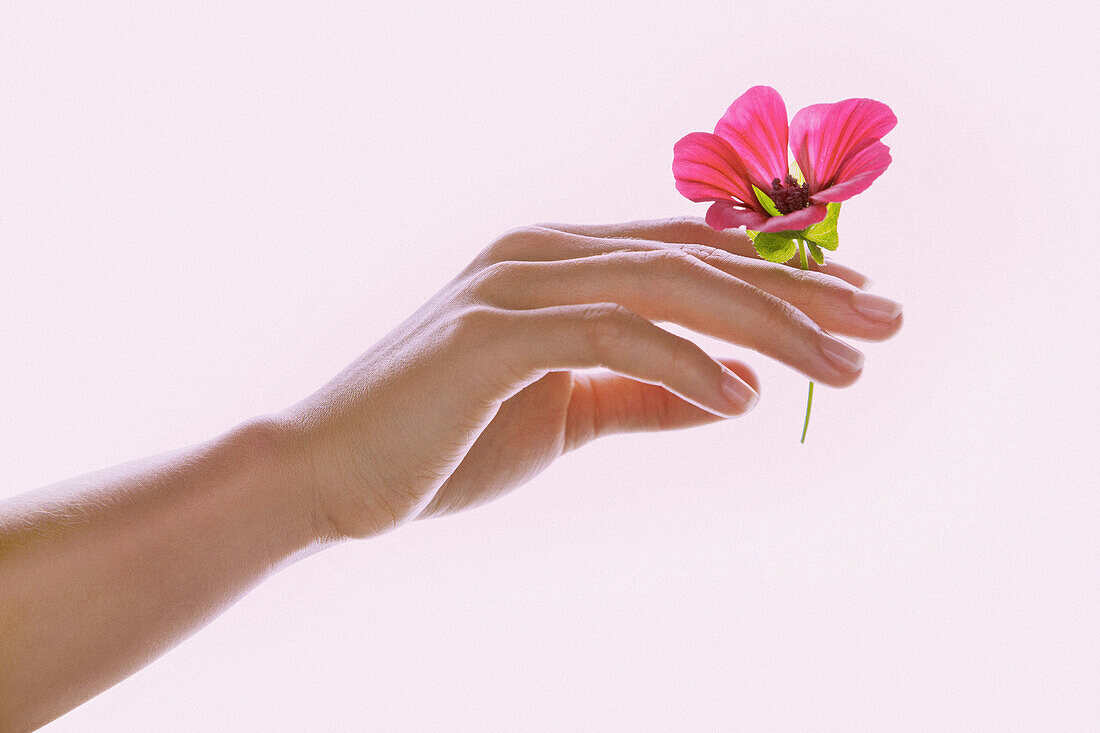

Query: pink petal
[811,142,892,203]
[673,131,758,207]
[754,204,829,233]
[705,201,768,231]
[790,97,896,194]
[713,85,790,191]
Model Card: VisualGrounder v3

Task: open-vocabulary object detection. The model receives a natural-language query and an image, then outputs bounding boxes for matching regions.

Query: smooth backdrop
[2,1,1097,730]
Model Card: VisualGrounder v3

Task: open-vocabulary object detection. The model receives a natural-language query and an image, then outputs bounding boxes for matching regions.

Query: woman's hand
[273,217,903,540]
[0,217,902,728]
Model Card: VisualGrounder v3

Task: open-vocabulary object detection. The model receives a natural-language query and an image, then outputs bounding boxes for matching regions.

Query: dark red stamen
[769,175,812,215]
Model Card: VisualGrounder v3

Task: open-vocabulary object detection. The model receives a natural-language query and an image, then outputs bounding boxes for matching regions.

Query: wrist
[219,415,337,556]
[260,395,413,543]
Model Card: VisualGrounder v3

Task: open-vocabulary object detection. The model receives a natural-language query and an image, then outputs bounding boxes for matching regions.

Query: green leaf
[747,230,798,263]
[805,239,825,265]
[802,202,841,250]
[752,185,781,217]
[789,158,805,186]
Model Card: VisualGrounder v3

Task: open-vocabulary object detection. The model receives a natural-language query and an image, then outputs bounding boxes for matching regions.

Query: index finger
[535,217,873,290]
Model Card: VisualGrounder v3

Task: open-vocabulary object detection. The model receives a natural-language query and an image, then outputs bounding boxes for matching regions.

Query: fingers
[480,225,898,341]
[535,217,873,290]
[490,303,759,418]
[565,358,759,450]
[470,250,865,387]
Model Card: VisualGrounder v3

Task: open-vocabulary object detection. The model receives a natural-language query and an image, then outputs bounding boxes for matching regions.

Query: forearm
[0,417,320,731]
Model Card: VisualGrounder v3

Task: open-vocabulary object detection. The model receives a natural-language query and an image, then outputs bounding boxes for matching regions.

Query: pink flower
[673,86,896,234]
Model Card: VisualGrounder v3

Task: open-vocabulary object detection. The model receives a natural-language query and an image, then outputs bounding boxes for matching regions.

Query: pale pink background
[2,1,1096,730]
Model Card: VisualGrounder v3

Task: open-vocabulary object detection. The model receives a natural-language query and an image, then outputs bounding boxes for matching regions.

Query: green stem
[798,239,814,444]
[801,381,814,444]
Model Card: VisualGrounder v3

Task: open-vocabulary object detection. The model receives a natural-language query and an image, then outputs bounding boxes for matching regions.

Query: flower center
[769,175,812,215]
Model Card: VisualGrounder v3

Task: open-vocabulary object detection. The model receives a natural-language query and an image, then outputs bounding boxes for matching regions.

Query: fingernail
[851,291,902,322]
[819,333,865,372]
[720,369,759,412]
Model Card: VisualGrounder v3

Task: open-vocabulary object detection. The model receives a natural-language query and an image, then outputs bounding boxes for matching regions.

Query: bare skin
[0,218,902,731]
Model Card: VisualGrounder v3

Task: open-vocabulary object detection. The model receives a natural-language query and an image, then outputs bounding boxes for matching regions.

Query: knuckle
[776,296,807,324]
[452,306,539,386]
[677,242,726,267]
[659,216,751,250]
[662,336,695,376]
[649,247,695,268]
[482,225,549,263]
[777,266,816,293]
[640,248,700,281]
[786,268,853,314]
[453,304,510,344]
[759,290,812,331]
[465,259,523,302]
[581,303,636,357]
[661,216,717,242]
[786,267,817,286]
[630,249,707,321]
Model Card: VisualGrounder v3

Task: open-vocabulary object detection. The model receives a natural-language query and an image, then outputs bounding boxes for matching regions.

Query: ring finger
[468,248,865,386]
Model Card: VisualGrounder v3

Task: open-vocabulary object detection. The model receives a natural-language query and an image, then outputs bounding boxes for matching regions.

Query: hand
[271,218,902,540]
